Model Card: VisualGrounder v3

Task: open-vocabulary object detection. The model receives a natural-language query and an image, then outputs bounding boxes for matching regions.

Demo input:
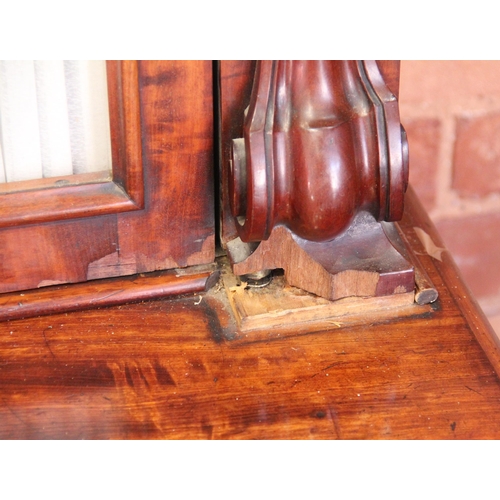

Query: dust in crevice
[200,283,237,342]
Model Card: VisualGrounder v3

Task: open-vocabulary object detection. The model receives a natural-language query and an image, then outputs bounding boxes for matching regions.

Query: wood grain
[219,60,402,246]
[0,62,144,229]
[0,265,218,321]
[219,60,256,244]
[221,60,410,302]
[106,60,144,207]
[231,223,414,302]
[400,185,500,375]
[0,61,215,294]
[116,60,215,272]
[223,265,418,335]
[0,188,499,439]
[0,180,140,228]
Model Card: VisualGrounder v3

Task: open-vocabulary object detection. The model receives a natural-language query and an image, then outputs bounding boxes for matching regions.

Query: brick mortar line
[401,102,500,221]
[429,193,500,221]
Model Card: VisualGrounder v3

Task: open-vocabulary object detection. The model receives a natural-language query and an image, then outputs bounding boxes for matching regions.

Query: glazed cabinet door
[0,60,215,294]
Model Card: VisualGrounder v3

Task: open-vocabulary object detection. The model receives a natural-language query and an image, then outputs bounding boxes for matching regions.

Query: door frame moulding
[0,60,144,228]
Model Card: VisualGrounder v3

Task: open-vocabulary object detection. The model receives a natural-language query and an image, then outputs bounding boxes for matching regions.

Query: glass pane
[0,60,112,184]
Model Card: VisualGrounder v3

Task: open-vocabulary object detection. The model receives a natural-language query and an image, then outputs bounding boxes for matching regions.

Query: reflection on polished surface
[1,188,500,439]
[0,293,498,439]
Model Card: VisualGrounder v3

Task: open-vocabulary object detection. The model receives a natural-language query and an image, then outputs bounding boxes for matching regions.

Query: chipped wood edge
[221,258,432,341]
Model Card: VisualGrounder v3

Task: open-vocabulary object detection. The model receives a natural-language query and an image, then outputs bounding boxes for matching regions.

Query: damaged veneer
[220,257,432,336]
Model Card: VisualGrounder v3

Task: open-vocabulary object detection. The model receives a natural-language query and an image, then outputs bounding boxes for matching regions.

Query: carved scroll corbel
[225,60,415,302]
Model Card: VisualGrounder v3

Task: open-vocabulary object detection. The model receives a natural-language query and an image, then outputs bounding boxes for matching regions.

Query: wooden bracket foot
[220,61,438,308]
[227,212,415,302]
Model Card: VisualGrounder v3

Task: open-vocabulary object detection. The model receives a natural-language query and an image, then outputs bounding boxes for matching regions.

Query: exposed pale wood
[116,60,215,272]
[222,260,419,335]
[222,60,411,303]
[0,216,119,294]
[0,265,218,321]
[231,224,414,302]
[0,58,498,440]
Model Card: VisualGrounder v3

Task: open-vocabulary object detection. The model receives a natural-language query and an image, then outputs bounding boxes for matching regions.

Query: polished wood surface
[219,60,256,244]
[0,62,144,229]
[1,187,499,439]
[228,61,408,242]
[106,60,144,209]
[221,60,412,302]
[219,60,402,246]
[0,265,218,322]
[0,61,215,294]
[399,187,500,376]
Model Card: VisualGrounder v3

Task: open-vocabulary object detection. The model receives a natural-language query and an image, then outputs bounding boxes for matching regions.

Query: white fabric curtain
[0,60,112,183]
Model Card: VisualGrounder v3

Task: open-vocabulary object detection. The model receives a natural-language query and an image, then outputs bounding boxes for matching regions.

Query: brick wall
[399,61,500,335]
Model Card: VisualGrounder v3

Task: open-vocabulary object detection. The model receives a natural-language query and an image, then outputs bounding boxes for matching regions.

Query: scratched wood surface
[1,187,500,439]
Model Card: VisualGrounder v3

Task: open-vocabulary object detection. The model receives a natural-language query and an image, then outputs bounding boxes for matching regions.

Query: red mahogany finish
[0,61,496,440]
[229,61,409,243]
[222,61,415,302]
[0,188,499,439]
[0,266,218,322]
[0,61,215,294]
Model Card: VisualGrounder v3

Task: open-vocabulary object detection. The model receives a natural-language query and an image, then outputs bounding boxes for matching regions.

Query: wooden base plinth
[221,258,432,340]
[229,216,416,303]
